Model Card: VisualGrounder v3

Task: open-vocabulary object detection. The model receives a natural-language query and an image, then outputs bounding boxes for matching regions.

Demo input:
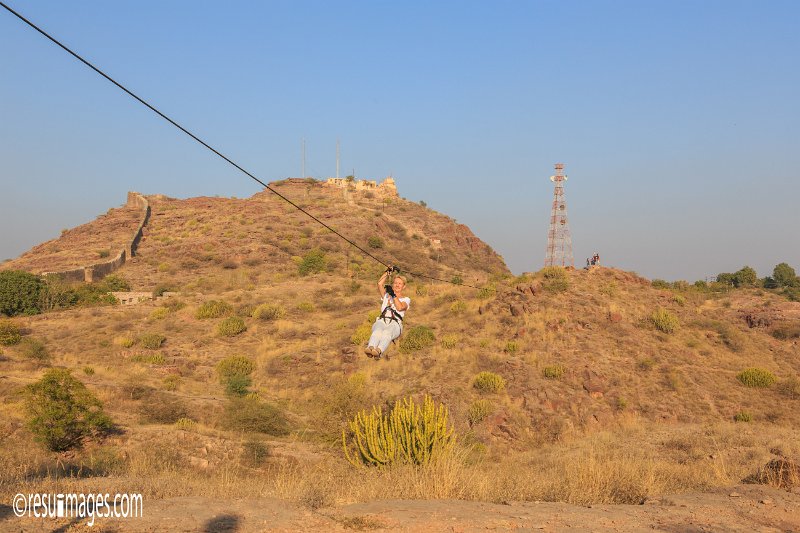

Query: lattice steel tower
[544,163,574,268]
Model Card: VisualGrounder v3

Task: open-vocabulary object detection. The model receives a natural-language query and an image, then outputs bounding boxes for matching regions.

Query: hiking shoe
[373,348,382,360]
[365,346,375,358]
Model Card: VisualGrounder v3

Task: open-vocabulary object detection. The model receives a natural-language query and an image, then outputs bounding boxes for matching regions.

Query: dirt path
[3,484,798,532]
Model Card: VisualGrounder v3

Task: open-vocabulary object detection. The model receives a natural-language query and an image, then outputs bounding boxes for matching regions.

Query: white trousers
[368,319,401,352]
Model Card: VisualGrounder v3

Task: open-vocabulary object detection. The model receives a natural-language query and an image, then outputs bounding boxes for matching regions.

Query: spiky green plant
[343,396,454,467]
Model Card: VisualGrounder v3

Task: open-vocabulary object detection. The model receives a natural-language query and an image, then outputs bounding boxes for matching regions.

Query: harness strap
[379,305,403,325]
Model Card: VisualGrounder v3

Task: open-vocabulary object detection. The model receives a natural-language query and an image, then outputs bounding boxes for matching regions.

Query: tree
[732,266,758,288]
[773,263,797,288]
[0,270,44,316]
[24,368,113,451]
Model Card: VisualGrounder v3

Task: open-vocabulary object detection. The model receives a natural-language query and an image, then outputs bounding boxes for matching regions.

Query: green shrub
[736,368,776,388]
[450,275,464,285]
[297,302,315,313]
[24,368,113,451]
[162,375,180,391]
[734,411,752,423]
[473,371,506,393]
[539,267,569,293]
[139,333,166,349]
[543,364,566,379]
[100,274,130,292]
[252,304,286,321]
[367,236,384,249]
[116,335,136,348]
[651,279,670,289]
[131,352,165,365]
[0,270,44,316]
[222,397,289,435]
[0,319,22,346]
[650,308,679,333]
[440,333,459,349]
[149,307,170,320]
[671,294,686,306]
[343,396,454,466]
[503,341,519,354]
[225,374,252,397]
[83,366,95,376]
[196,300,233,319]
[351,322,372,345]
[540,266,567,280]
[217,356,255,396]
[399,325,435,352]
[467,399,494,425]
[449,300,467,314]
[174,417,196,431]
[153,284,174,298]
[217,356,255,382]
[298,248,327,276]
[477,286,494,299]
[20,338,50,362]
[218,316,247,337]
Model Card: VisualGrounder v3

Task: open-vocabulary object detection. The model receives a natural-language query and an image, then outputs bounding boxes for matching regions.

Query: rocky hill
[1,181,799,530]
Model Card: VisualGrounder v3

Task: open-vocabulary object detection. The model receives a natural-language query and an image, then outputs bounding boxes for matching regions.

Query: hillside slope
[1,183,799,516]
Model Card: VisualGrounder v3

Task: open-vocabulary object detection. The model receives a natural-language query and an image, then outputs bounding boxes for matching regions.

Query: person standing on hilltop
[365,267,410,360]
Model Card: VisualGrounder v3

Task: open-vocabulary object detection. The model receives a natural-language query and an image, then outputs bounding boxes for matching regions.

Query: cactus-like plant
[343,396,454,467]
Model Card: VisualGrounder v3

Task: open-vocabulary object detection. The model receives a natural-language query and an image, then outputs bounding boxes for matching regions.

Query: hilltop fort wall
[324,176,398,197]
[42,192,150,283]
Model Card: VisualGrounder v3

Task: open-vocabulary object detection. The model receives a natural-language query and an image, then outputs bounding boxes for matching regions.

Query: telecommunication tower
[544,163,574,268]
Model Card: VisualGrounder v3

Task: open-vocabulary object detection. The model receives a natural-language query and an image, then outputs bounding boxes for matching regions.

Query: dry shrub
[20,338,50,363]
[252,304,286,320]
[139,333,166,349]
[138,393,189,424]
[222,397,289,435]
[777,376,800,399]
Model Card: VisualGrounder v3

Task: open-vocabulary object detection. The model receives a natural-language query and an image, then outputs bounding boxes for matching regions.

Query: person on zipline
[365,267,410,359]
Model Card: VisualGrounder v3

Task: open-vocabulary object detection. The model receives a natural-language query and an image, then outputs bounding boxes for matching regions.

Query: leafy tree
[773,263,797,287]
[24,368,113,451]
[0,270,44,316]
[716,272,735,286]
[732,266,758,288]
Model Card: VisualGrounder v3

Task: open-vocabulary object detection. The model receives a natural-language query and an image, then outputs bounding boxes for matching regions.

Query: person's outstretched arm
[377,270,388,298]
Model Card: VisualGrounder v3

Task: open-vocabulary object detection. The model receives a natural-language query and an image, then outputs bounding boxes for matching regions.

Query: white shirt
[379,293,411,319]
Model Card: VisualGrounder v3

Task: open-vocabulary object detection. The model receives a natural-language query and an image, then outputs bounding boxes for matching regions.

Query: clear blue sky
[2,1,798,280]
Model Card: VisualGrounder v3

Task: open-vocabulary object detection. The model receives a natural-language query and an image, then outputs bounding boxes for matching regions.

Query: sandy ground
[2,484,799,532]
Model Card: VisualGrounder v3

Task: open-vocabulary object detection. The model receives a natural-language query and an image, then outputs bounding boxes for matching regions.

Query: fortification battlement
[324,176,398,197]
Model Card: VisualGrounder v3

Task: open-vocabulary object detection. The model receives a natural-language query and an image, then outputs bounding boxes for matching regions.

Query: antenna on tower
[544,163,574,268]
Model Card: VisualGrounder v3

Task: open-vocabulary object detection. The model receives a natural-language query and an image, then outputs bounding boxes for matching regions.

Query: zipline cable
[1,2,491,291]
